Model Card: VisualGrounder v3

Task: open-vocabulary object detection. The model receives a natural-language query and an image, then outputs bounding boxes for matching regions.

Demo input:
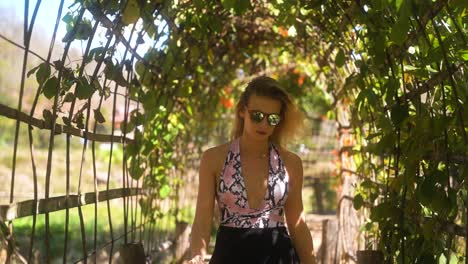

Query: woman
[189,76,316,264]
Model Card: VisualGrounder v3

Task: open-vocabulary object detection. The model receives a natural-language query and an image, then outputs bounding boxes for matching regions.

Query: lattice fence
[0,1,194,263]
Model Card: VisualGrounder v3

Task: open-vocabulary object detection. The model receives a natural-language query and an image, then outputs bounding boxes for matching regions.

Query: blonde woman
[189,76,316,264]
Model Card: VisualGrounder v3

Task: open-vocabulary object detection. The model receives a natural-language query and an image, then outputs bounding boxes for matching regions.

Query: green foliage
[76,76,96,100]
[62,13,93,42]
[27,62,51,85]
[42,77,60,99]
[93,109,105,123]
[221,0,252,15]
[16,0,466,261]
[335,49,346,68]
[345,0,467,261]
[121,0,140,25]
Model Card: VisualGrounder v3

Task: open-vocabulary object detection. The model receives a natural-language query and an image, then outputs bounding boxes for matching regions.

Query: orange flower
[220,97,234,108]
[297,74,305,86]
[278,26,289,37]
[223,86,232,95]
[343,136,353,146]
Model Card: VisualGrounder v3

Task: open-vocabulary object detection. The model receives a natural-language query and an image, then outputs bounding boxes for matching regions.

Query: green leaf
[403,65,419,71]
[62,79,75,91]
[221,0,251,15]
[62,12,73,24]
[145,22,158,39]
[104,62,129,87]
[373,35,385,65]
[63,92,75,103]
[73,112,85,129]
[62,17,93,42]
[353,193,364,210]
[372,0,384,10]
[129,159,144,180]
[370,204,382,222]
[390,103,409,127]
[27,64,41,78]
[139,197,149,215]
[207,49,214,65]
[233,0,252,15]
[76,77,96,100]
[449,253,459,264]
[186,105,193,116]
[422,219,435,240]
[131,111,144,126]
[159,184,171,199]
[452,0,468,8]
[93,109,106,123]
[36,63,51,85]
[221,0,235,11]
[395,0,403,10]
[43,77,60,99]
[121,119,136,133]
[42,109,54,126]
[122,0,140,25]
[432,188,450,216]
[457,50,468,61]
[390,17,410,46]
[75,19,93,40]
[207,16,223,33]
[62,116,71,126]
[85,47,106,64]
[177,83,192,98]
[418,174,435,207]
[335,49,345,67]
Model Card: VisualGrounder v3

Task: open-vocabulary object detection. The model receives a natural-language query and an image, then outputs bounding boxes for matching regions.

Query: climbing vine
[339,0,468,262]
[22,0,467,262]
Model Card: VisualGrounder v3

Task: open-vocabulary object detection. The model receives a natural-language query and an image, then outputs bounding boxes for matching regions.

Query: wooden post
[317,218,340,264]
[174,221,191,264]
[313,179,324,214]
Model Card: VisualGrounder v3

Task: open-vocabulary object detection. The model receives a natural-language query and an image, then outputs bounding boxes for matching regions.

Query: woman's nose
[258,118,270,128]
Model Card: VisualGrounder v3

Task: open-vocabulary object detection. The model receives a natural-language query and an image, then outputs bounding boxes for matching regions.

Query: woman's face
[239,94,282,140]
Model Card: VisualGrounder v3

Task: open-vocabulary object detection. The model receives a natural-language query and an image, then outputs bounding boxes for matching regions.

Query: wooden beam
[0,103,135,144]
[0,187,143,221]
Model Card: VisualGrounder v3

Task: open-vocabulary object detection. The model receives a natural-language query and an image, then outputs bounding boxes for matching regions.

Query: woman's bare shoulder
[278,147,303,171]
[200,142,231,171]
[202,142,230,158]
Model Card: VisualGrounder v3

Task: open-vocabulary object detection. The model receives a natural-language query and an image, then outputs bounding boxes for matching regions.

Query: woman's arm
[284,152,316,264]
[190,149,217,261]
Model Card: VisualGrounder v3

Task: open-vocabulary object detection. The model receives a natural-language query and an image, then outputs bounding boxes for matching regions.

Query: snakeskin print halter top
[216,138,289,228]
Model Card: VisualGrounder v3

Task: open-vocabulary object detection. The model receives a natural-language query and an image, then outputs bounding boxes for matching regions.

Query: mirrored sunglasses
[247,109,281,126]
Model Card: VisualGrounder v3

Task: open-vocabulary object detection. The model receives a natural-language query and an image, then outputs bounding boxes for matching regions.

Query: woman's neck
[239,134,269,157]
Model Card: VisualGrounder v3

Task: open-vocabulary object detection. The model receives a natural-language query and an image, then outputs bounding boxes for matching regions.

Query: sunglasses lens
[250,111,264,123]
[268,114,281,126]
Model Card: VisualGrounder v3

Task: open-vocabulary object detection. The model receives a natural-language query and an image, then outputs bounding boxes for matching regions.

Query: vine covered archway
[0,0,466,263]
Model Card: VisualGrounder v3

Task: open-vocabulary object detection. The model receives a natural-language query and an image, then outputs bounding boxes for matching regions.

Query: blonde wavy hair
[231,76,304,147]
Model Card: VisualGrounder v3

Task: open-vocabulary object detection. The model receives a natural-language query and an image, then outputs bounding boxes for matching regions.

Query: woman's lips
[256,130,267,135]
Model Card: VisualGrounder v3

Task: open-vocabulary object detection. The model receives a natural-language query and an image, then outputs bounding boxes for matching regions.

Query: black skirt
[209,225,300,264]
